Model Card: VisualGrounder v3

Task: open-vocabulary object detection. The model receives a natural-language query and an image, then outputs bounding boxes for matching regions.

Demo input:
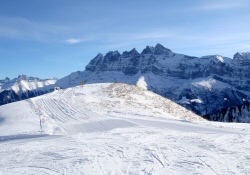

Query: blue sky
[1,0,250,80]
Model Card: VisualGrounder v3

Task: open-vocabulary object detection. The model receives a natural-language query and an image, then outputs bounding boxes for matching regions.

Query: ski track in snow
[0,83,250,175]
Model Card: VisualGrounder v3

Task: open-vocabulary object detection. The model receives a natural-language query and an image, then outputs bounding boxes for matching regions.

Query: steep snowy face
[0,75,57,105]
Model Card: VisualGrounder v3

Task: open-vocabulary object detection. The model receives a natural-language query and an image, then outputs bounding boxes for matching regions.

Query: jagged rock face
[154,43,174,56]
[86,49,141,75]
[81,44,250,121]
[88,48,227,80]
[85,44,250,90]
[85,54,104,72]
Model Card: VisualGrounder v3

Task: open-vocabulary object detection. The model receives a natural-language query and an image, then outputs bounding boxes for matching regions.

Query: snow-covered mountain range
[0,75,57,105]
[1,44,250,122]
[55,44,250,122]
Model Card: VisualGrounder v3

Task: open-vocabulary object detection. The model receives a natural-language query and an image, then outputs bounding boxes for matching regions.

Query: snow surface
[0,83,249,174]
[191,77,228,91]
[136,76,147,90]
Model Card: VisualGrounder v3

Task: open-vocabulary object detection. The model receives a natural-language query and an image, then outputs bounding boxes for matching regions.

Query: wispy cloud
[64,38,83,44]
[240,44,250,49]
[44,53,90,66]
[201,4,243,11]
[236,44,250,51]
[191,1,249,11]
[129,32,173,40]
[0,15,103,45]
[199,1,250,10]
[0,16,71,42]
[94,26,250,58]
[102,29,174,43]
[98,30,175,51]
[105,30,246,48]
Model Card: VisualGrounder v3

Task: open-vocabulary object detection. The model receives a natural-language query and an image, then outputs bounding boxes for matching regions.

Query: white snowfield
[0,83,249,175]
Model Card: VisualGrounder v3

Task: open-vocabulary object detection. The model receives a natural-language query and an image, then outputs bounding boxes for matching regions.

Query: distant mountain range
[1,44,250,122]
[0,75,57,105]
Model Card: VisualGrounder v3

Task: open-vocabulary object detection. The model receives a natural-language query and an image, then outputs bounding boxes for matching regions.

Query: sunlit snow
[0,83,249,174]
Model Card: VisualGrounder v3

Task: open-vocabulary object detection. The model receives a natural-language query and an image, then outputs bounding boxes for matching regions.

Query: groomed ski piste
[0,83,249,175]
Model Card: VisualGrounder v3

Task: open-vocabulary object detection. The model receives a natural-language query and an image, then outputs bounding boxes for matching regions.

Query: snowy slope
[54,68,250,121]
[0,83,249,174]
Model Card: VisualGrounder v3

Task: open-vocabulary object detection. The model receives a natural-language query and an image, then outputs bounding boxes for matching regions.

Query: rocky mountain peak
[85,53,104,72]
[0,77,10,83]
[121,48,140,57]
[156,43,170,49]
[141,46,154,55]
[103,51,121,63]
[129,48,139,55]
[18,74,28,79]
[5,77,10,81]
[96,53,104,57]
[154,43,173,56]
[13,75,31,82]
[105,51,120,57]
[233,52,250,60]
[233,52,250,66]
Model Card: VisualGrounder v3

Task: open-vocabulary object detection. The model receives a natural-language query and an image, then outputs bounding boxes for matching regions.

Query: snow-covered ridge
[1,79,57,93]
[99,83,204,121]
[0,83,205,137]
[0,74,58,84]
[0,75,58,105]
